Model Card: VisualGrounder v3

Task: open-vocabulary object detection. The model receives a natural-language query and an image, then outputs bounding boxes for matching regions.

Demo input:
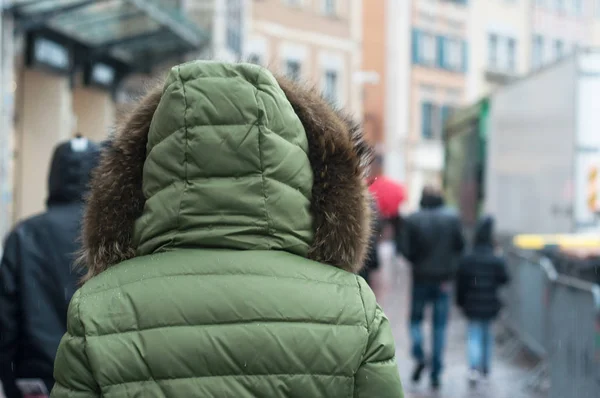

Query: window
[421,101,435,139]
[285,0,302,6]
[507,38,516,71]
[488,34,499,68]
[286,60,301,81]
[323,0,336,15]
[415,31,466,72]
[533,35,544,68]
[574,0,583,15]
[226,0,242,56]
[413,30,437,66]
[441,105,455,134]
[421,34,436,65]
[555,39,564,59]
[323,70,338,105]
[488,34,517,72]
[422,102,455,140]
[445,39,463,71]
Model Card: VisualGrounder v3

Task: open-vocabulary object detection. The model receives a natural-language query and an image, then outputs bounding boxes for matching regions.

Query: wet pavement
[373,242,546,398]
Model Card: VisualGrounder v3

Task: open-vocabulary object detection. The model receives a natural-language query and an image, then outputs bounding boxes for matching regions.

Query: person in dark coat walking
[0,138,100,398]
[399,185,465,390]
[456,216,509,385]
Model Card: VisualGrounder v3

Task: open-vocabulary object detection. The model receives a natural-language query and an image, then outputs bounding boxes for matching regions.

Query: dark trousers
[409,282,450,381]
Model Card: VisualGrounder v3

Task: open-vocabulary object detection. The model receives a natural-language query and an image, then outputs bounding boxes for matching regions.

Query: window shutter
[437,36,445,69]
[421,101,433,139]
[462,40,469,73]
[441,105,454,138]
[431,104,440,138]
[412,29,421,64]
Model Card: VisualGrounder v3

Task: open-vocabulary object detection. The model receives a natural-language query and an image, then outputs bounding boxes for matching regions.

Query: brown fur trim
[79,84,163,283]
[79,70,373,282]
[275,77,373,272]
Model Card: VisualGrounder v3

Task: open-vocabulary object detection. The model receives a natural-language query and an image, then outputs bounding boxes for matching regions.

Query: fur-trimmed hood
[80,62,372,283]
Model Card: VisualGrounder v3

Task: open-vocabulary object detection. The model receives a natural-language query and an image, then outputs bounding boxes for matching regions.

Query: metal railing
[502,249,600,397]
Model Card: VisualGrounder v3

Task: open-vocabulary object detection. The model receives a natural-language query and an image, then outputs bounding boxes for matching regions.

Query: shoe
[431,377,441,390]
[480,371,490,386]
[411,362,426,383]
[468,369,481,387]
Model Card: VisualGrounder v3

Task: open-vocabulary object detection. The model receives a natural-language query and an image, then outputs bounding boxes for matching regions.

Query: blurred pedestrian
[399,185,465,390]
[359,198,382,287]
[456,216,509,386]
[0,138,100,398]
[368,155,405,241]
[51,62,404,397]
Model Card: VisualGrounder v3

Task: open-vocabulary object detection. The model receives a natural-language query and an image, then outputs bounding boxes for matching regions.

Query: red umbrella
[368,176,406,218]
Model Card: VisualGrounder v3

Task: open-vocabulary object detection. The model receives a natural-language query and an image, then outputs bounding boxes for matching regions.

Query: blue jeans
[409,283,450,380]
[468,320,493,374]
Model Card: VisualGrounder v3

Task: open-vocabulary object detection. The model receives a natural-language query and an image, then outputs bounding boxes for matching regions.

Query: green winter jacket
[51,62,403,398]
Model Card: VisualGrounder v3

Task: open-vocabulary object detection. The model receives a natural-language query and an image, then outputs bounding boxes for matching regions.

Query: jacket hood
[80,62,373,282]
[47,138,101,206]
[474,216,495,247]
[419,192,444,209]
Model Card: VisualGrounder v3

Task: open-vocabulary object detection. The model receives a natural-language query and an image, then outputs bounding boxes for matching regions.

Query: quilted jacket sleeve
[51,290,100,398]
[354,279,404,398]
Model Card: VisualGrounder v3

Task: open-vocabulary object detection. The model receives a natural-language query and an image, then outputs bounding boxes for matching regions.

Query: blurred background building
[246,0,363,116]
[3,0,600,236]
[400,0,600,209]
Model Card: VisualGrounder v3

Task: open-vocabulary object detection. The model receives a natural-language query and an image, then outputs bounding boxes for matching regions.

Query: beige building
[404,0,469,209]
[530,1,594,67]
[466,0,530,102]
[468,0,600,102]
[247,0,363,117]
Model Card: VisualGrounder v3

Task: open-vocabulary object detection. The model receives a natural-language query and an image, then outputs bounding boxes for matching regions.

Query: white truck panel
[486,57,578,235]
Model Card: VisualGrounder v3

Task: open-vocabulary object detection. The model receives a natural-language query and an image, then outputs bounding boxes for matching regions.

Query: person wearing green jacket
[51,61,404,398]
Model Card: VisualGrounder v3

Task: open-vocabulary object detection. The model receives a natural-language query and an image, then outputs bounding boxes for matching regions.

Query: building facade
[400,0,600,209]
[361,0,386,146]
[405,0,469,208]
[184,0,249,61]
[467,0,600,102]
[247,0,363,117]
[0,0,205,236]
[466,0,530,102]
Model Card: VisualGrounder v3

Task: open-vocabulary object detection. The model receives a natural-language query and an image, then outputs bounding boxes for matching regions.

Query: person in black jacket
[399,185,465,390]
[0,138,100,398]
[359,198,382,287]
[456,216,509,385]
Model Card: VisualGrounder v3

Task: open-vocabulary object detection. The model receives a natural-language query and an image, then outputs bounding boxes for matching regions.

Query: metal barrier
[547,275,600,398]
[503,252,557,357]
[502,251,556,389]
[503,249,600,397]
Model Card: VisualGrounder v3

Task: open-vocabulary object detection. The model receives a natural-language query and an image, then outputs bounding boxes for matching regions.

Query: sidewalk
[373,242,545,398]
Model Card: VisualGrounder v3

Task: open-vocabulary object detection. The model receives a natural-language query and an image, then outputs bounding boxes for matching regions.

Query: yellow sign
[589,166,598,181]
[588,166,598,212]
[514,234,600,250]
